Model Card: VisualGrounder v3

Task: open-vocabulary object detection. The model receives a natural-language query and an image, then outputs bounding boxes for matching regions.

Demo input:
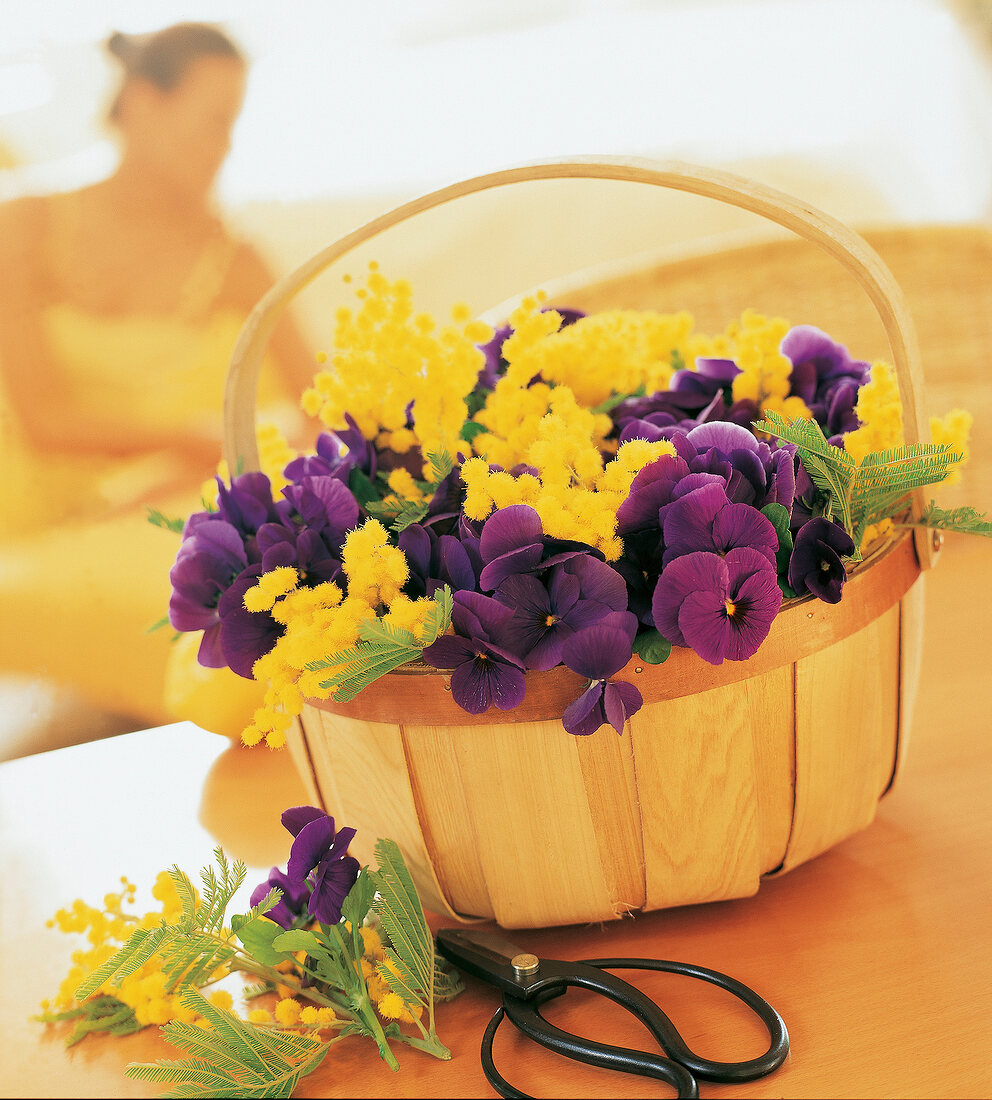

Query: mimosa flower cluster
[166,268,973,742]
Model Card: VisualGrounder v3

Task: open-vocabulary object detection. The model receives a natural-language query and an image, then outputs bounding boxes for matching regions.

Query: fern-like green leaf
[915,502,992,537]
[371,840,434,1014]
[425,448,454,483]
[418,586,453,645]
[317,642,421,701]
[74,925,174,1002]
[358,619,418,648]
[168,865,200,932]
[147,508,187,533]
[755,412,856,531]
[124,988,329,1098]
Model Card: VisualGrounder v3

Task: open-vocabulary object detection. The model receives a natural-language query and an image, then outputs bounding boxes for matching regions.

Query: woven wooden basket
[224,159,936,929]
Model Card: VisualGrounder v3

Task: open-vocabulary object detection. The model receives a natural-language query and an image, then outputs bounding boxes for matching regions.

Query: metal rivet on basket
[932,530,945,552]
[634,666,643,675]
[443,682,451,692]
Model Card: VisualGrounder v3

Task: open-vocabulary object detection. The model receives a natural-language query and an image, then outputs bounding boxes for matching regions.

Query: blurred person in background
[0,22,314,754]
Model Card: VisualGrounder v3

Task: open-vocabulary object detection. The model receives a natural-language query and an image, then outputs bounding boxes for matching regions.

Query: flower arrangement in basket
[162,161,992,930]
[167,266,981,744]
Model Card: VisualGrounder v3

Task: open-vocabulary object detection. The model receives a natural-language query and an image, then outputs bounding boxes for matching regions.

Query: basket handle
[224,155,935,567]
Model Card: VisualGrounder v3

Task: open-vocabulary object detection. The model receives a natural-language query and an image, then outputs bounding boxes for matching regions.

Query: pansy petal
[479,504,544,563]
[281,805,330,838]
[287,815,335,882]
[678,589,732,664]
[711,503,778,565]
[562,682,607,736]
[561,623,634,680]
[724,569,782,660]
[603,679,643,733]
[449,659,495,714]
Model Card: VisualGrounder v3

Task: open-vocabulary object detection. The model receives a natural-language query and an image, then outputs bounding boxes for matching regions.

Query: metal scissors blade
[436,928,789,1099]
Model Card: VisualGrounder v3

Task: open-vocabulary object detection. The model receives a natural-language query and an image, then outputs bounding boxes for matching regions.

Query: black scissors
[436,928,789,1098]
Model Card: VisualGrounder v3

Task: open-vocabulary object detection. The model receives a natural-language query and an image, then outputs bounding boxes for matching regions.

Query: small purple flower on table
[250,866,312,930]
[560,611,643,736]
[280,806,360,926]
[787,517,856,604]
[421,591,526,714]
[652,547,782,665]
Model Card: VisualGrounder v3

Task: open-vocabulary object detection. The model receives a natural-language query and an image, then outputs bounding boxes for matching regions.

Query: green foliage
[123,988,329,1098]
[309,586,453,702]
[632,629,671,665]
[54,840,461,1095]
[760,502,794,578]
[756,412,967,556]
[147,508,187,534]
[914,502,992,538]
[35,995,141,1047]
[754,413,856,532]
[370,839,459,1060]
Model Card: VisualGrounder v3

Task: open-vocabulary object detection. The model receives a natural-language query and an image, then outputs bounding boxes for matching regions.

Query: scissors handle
[581,957,790,1083]
[480,956,788,1096]
[483,1002,699,1099]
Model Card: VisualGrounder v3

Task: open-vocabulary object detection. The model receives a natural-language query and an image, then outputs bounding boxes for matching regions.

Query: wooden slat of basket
[399,724,491,916]
[629,677,765,910]
[780,603,900,872]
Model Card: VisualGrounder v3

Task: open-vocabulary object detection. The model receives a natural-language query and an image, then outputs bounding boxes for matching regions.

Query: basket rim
[308,527,922,727]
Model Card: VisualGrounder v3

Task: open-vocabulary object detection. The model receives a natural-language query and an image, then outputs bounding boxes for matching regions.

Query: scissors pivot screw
[510,953,540,978]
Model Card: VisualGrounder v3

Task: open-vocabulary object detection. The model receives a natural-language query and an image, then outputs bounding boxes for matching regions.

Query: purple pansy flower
[168,520,249,666]
[281,806,360,926]
[421,591,526,714]
[477,504,590,592]
[215,568,285,678]
[493,555,629,670]
[399,523,478,599]
[787,517,856,604]
[662,481,779,567]
[782,326,870,440]
[652,547,782,664]
[283,415,377,482]
[560,611,643,735]
[250,866,311,930]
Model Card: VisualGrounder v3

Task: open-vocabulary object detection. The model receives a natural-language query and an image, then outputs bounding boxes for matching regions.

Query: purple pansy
[560,611,643,735]
[782,326,870,441]
[421,591,526,714]
[662,481,779,567]
[652,547,782,664]
[493,555,628,670]
[787,517,856,604]
[168,520,249,666]
[399,523,478,599]
[283,415,377,483]
[215,568,285,678]
[477,504,590,592]
[250,866,311,930]
[281,806,360,926]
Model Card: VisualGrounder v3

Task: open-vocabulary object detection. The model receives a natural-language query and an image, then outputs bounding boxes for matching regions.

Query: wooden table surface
[0,529,989,1100]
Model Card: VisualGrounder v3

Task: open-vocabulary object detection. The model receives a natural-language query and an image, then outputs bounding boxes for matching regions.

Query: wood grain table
[1,529,989,1099]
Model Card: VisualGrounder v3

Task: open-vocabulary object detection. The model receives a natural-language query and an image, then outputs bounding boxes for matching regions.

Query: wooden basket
[224,159,935,929]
